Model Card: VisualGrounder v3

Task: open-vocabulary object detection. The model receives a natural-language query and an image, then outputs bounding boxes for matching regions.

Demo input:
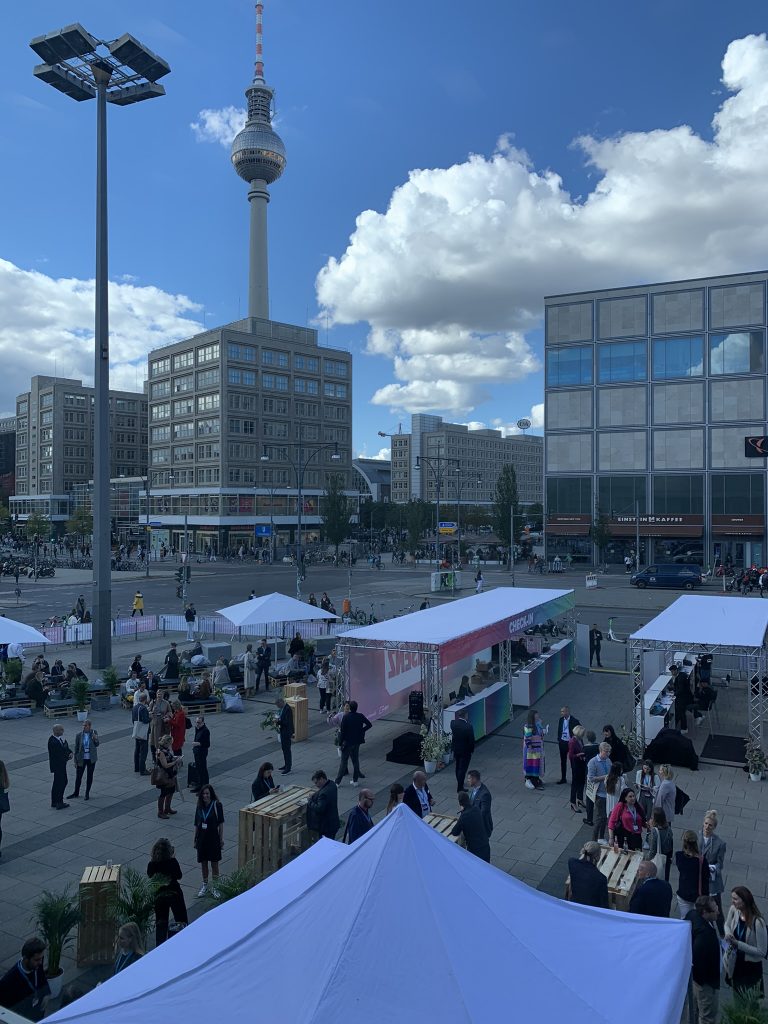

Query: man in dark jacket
[163,642,180,682]
[48,724,73,809]
[628,861,673,917]
[451,792,491,862]
[255,638,272,691]
[276,697,294,774]
[686,896,721,1024]
[288,632,305,657]
[132,693,151,775]
[306,770,340,839]
[450,708,475,791]
[345,789,375,843]
[589,625,603,668]
[191,714,211,791]
[557,705,580,784]
[403,771,433,818]
[567,841,609,908]
[467,769,493,837]
[334,700,372,786]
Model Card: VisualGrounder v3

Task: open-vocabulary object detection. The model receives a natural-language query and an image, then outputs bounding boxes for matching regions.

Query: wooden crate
[238,786,314,882]
[0,697,32,709]
[44,703,78,719]
[286,696,308,742]
[77,864,121,966]
[597,848,643,911]
[284,682,307,700]
[424,812,460,843]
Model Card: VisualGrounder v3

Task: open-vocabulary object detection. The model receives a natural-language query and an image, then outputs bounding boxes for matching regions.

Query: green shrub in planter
[102,666,120,697]
[71,678,90,712]
[5,659,22,687]
[722,989,768,1024]
[33,886,80,978]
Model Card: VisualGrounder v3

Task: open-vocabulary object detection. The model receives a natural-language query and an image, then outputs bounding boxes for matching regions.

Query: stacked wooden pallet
[77,864,121,966]
[238,785,314,882]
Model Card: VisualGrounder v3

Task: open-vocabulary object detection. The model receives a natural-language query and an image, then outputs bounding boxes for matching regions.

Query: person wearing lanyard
[607,787,647,851]
[0,937,50,1020]
[69,720,99,801]
[557,706,580,785]
[194,784,224,898]
[344,790,375,843]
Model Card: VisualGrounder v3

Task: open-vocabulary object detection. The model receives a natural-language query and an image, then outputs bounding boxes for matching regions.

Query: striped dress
[523,723,545,779]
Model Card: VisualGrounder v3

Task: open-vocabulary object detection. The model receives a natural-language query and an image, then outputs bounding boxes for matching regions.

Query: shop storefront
[712,515,765,569]
[609,514,704,567]
[544,514,592,563]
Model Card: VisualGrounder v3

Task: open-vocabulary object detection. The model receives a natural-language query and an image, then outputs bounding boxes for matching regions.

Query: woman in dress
[568,725,587,812]
[635,759,658,824]
[194,784,225,898]
[523,710,545,790]
[724,886,768,996]
[147,837,188,945]
[0,760,9,858]
[243,644,257,697]
[113,923,143,975]
[154,735,182,819]
[699,809,727,931]
[654,764,677,827]
[251,762,278,801]
[604,762,627,822]
[645,807,674,881]
[675,830,709,919]
[168,700,187,758]
[607,787,646,851]
[386,783,405,814]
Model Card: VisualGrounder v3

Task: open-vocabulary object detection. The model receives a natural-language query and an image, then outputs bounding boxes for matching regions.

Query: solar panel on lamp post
[30,24,170,669]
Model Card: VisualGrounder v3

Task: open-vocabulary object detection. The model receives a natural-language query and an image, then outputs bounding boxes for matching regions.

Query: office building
[353,458,391,503]
[390,415,543,508]
[0,417,16,499]
[11,376,147,532]
[544,270,768,567]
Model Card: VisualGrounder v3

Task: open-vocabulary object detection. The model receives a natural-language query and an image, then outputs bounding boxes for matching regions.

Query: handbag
[585,778,600,804]
[0,789,9,813]
[722,940,737,979]
[651,828,666,877]
[151,765,172,787]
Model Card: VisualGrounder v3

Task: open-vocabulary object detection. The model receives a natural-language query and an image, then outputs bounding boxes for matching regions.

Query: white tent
[0,617,50,645]
[48,806,690,1024]
[217,591,337,629]
[631,594,768,648]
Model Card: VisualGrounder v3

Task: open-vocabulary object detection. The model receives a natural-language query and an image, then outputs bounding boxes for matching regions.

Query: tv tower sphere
[231,94,286,186]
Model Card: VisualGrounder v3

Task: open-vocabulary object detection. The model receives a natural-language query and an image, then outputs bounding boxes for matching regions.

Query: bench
[44,702,78,719]
[182,700,222,715]
[0,697,33,710]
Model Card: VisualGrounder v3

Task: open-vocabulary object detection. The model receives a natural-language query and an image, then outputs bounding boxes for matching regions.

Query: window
[150,380,171,399]
[151,403,171,421]
[652,336,704,379]
[711,473,764,515]
[262,468,289,484]
[151,448,170,464]
[295,400,319,417]
[263,445,288,461]
[196,443,220,461]
[597,477,646,515]
[653,475,703,514]
[264,421,288,438]
[173,351,194,370]
[262,349,289,367]
[230,392,258,411]
[17,401,28,414]
[197,394,220,413]
[227,343,256,362]
[229,467,257,483]
[40,411,53,426]
[294,355,319,372]
[196,467,220,484]
[173,398,194,417]
[173,445,195,463]
[597,341,647,383]
[546,345,593,387]
[228,442,256,460]
[324,404,348,421]
[323,382,347,398]
[323,359,348,377]
[113,398,137,412]
[151,426,170,443]
[709,331,764,375]
[228,369,256,386]
[197,418,220,436]
[546,477,592,514]
[294,378,319,395]
[173,375,194,393]
[263,374,289,391]
[40,393,53,409]
[300,424,320,441]
[173,421,194,439]
[197,343,220,364]
[150,357,171,377]
[196,369,220,389]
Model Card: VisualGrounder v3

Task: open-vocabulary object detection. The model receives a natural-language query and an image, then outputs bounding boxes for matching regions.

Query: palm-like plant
[206,866,256,905]
[722,989,768,1024]
[108,867,163,946]
[102,666,120,697]
[33,887,81,977]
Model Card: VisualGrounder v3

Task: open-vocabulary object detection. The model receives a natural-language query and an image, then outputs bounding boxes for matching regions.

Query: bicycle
[352,604,377,626]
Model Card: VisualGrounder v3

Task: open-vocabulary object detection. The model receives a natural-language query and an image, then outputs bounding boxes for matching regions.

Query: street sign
[149,521,162,527]
[745,436,768,457]
[438,521,457,534]
[254,525,272,536]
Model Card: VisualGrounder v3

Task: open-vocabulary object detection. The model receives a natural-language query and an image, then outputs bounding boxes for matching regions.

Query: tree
[25,510,51,543]
[492,465,520,548]
[405,500,433,554]
[321,474,350,555]
[526,502,543,530]
[592,507,611,565]
[67,507,93,543]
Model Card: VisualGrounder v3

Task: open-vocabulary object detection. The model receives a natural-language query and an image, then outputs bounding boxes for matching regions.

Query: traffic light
[175,568,184,585]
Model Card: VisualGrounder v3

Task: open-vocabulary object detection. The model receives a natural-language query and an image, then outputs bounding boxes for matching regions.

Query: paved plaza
[0,563,766,1013]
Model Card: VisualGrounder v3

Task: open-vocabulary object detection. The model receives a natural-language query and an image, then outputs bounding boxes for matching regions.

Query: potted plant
[419,725,445,774]
[722,988,768,1024]
[4,657,22,689]
[102,665,121,706]
[71,677,90,722]
[206,865,256,905]
[108,868,162,948]
[33,886,80,998]
[260,709,279,733]
[442,734,453,764]
[745,736,767,782]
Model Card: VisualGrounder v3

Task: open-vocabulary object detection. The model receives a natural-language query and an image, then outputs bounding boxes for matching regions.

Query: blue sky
[3,1,768,457]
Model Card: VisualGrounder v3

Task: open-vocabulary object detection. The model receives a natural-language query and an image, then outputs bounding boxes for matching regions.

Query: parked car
[630,563,703,590]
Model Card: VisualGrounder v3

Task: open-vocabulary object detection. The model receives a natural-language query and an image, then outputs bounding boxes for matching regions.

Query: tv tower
[231,1,286,320]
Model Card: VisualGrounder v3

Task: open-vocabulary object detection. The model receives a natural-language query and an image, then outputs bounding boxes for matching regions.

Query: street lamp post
[261,442,340,600]
[30,24,170,669]
[415,454,460,567]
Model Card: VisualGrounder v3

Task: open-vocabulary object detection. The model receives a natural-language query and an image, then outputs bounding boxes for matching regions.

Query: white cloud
[0,258,202,413]
[190,106,246,147]
[354,445,391,461]
[318,33,768,414]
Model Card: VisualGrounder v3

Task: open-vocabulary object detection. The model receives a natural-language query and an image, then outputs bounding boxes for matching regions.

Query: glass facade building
[544,271,768,568]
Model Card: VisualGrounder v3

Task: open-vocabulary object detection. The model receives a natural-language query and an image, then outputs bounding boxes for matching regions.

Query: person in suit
[450,708,476,792]
[467,769,493,837]
[251,762,278,801]
[556,706,580,785]
[699,809,727,932]
[69,720,99,800]
[191,715,210,792]
[567,841,609,908]
[589,625,603,667]
[344,789,375,843]
[48,724,73,809]
[403,770,434,818]
[451,791,491,861]
[255,639,273,692]
[686,896,721,1024]
[306,770,340,840]
[276,698,294,775]
[629,860,673,917]
[334,699,372,786]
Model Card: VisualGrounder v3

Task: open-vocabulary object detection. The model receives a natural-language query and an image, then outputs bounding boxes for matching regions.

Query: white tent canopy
[0,617,50,645]
[217,592,336,628]
[48,805,690,1024]
[339,587,574,647]
[631,595,768,648]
